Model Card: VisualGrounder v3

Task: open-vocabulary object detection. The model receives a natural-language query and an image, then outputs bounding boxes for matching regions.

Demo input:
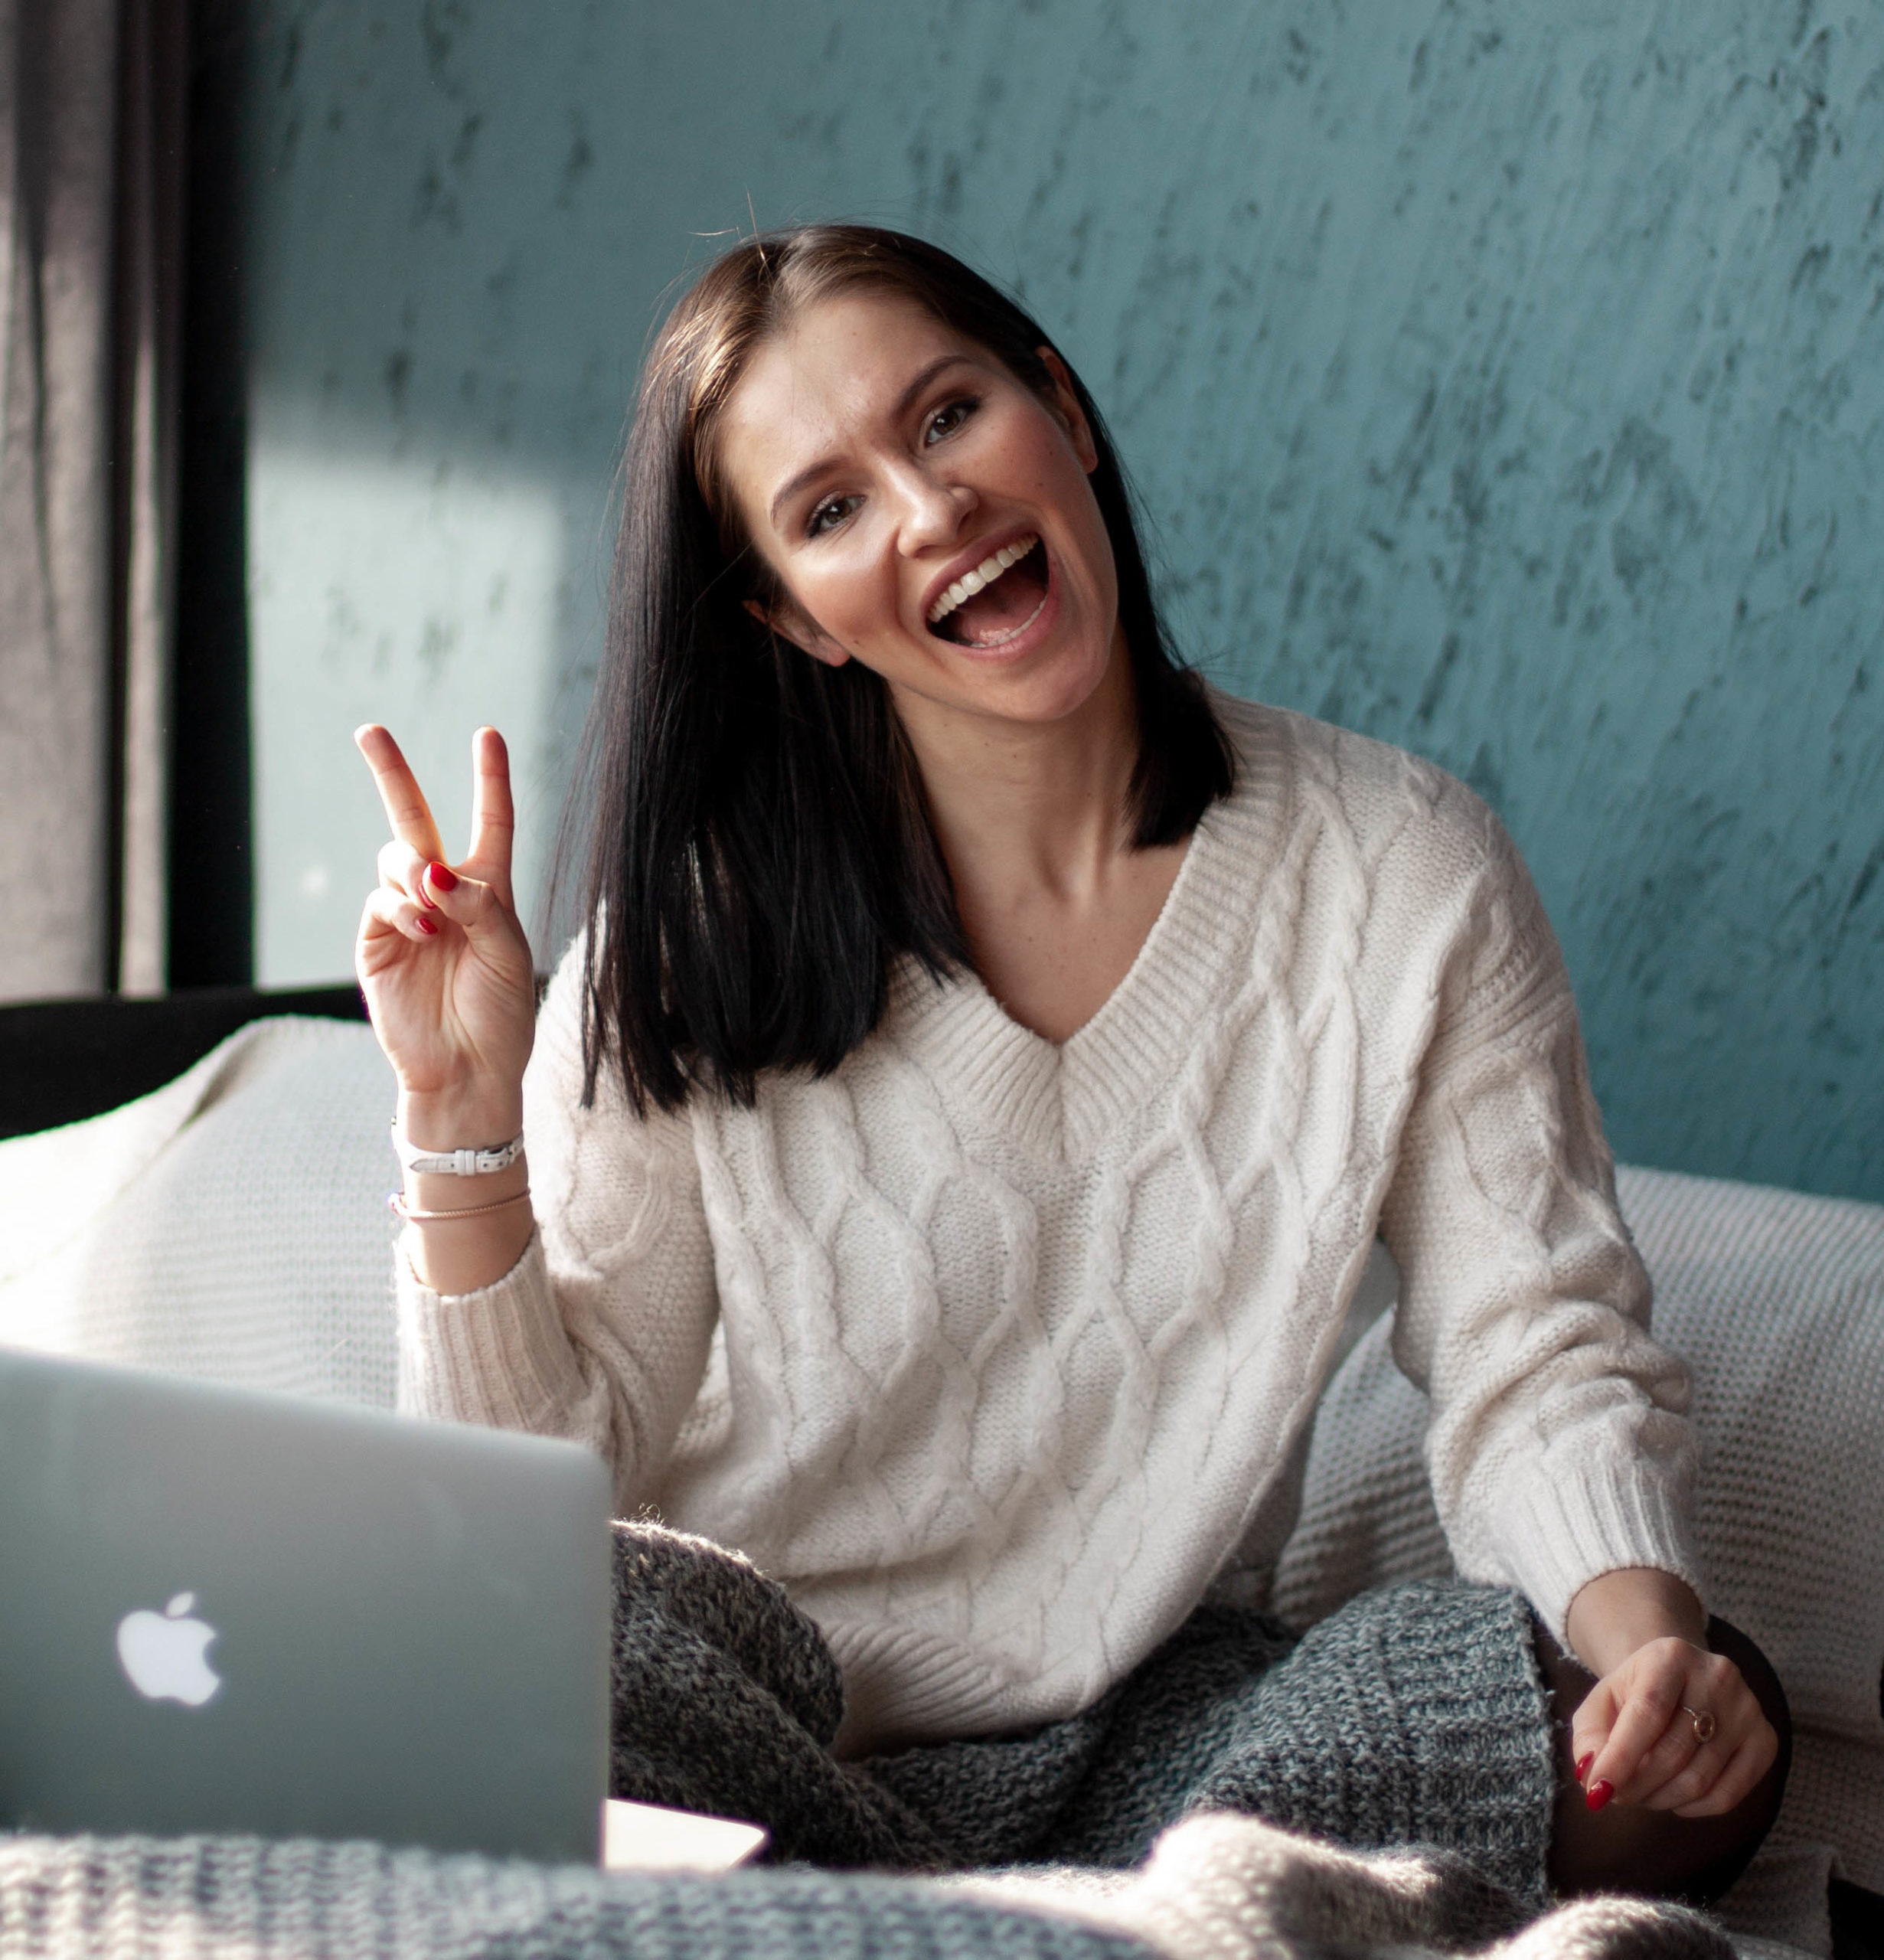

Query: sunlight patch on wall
[248,446,576,987]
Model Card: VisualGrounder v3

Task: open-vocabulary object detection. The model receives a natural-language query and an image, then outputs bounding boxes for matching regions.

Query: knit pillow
[1272,1165,1884,1952]
[0,1017,400,1406]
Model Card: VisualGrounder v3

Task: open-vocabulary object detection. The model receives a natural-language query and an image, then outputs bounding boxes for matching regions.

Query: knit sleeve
[394,940,720,1514]
[1376,796,1703,1645]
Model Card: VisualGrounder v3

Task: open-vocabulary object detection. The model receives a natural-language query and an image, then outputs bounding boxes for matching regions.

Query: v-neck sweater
[396,694,1700,1753]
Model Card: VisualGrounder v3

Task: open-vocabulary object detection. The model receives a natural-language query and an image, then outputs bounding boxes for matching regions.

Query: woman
[354,226,1782,1903]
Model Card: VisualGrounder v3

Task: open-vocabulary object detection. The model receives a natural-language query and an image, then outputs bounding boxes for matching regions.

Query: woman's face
[714,290,1123,730]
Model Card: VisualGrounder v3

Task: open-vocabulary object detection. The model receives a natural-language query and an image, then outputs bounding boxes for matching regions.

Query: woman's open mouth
[926,536,1050,648]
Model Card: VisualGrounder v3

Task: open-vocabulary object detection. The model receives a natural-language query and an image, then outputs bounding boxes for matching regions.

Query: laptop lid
[0,1346,611,1864]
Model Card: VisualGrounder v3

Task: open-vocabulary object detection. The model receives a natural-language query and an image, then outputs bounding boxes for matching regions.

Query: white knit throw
[0,1815,1746,1960]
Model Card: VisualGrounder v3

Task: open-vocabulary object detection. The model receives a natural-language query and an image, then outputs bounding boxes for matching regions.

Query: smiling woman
[351,226,1787,1917]
[590,230,1233,1096]
[700,278,1216,1047]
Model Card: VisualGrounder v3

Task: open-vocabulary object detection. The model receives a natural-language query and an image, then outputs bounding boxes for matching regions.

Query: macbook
[0,1346,612,1862]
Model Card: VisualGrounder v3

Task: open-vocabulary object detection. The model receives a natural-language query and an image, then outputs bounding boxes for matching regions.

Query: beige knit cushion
[0,1018,399,1406]
[1272,1165,1884,1951]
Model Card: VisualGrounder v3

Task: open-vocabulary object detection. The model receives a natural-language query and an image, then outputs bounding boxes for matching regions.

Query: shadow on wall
[235,0,1882,1203]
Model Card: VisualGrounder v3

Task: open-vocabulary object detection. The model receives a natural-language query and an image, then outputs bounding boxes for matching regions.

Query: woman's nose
[892,470,977,555]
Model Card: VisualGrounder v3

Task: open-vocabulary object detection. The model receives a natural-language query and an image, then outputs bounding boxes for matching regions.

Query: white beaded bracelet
[390,1122,525,1178]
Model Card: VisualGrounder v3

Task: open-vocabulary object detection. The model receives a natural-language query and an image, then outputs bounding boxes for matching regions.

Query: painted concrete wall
[240,0,1882,1202]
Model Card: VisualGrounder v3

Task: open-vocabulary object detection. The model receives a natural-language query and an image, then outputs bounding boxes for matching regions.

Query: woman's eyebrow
[766,352,977,529]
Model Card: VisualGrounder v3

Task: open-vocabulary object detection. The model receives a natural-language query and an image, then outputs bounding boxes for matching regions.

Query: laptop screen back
[0,1348,610,1863]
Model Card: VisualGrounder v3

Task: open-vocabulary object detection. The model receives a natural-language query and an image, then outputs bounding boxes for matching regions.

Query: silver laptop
[0,1346,611,1863]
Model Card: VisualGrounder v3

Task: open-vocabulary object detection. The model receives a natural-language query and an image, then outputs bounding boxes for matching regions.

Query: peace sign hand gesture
[354,725,537,1145]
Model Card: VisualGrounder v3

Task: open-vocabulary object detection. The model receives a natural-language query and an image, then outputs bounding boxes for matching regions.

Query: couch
[0,990,1879,1960]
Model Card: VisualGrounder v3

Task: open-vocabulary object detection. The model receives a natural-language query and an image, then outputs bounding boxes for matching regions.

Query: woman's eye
[925,397,978,444]
[807,495,860,537]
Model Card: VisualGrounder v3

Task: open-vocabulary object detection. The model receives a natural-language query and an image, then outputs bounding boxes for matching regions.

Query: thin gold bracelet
[388,1187,532,1224]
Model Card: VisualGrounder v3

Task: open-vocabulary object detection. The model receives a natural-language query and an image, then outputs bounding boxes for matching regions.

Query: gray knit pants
[606,1524,1557,1905]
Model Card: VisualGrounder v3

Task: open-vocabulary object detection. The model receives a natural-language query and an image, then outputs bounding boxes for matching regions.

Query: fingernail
[426,862,459,893]
[1585,1779,1615,1813]
[1575,1753,1594,1785]
[414,915,439,936]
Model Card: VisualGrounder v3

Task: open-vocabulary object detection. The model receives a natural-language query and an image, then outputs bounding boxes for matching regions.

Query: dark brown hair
[576,224,1233,1112]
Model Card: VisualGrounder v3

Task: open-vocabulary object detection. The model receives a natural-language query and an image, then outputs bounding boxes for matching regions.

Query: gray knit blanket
[0,1524,1735,1960]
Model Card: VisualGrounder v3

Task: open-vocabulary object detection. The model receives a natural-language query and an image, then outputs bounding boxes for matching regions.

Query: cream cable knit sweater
[397,696,1701,1753]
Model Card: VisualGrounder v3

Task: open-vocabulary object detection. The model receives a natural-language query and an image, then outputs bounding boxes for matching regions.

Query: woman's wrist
[403,1152,530,1212]
[396,1082,525,1152]
[399,1152,534,1293]
[1564,1566,1707,1677]
[390,1077,533,1295]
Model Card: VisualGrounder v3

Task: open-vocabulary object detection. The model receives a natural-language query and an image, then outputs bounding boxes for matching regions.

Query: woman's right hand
[354,724,537,1142]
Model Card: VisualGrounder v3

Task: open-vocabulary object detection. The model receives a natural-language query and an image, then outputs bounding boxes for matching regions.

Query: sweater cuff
[1490,1456,1705,1645]
[395,1227,589,1431]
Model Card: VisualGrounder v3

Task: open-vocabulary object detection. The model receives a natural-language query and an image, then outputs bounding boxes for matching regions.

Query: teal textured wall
[240,1,1882,1200]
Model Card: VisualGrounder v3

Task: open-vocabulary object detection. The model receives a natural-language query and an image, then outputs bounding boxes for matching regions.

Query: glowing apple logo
[115,1592,222,1707]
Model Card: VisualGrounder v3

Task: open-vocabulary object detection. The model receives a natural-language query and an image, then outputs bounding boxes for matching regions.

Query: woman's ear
[742,596,851,669]
[1036,347,1100,475]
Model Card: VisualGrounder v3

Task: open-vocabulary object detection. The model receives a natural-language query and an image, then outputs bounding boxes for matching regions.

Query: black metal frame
[170,0,253,988]
[0,985,366,1138]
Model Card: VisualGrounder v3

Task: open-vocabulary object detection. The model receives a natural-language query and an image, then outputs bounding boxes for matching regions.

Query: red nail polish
[427,862,458,892]
[1575,1753,1594,1785]
[1585,1779,1615,1812]
[415,914,439,936]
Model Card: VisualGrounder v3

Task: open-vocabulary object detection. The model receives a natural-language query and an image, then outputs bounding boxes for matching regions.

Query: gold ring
[1683,1705,1717,1743]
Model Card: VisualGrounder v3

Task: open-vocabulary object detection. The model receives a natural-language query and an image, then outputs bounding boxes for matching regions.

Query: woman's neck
[895,632,1138,890]
[891,636,1190,1043]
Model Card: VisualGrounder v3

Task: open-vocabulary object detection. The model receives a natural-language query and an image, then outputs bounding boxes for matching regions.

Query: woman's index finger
[354,724,447,859]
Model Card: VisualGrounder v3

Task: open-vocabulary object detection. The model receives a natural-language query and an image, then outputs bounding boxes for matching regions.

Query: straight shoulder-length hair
[574,224,1233,1114]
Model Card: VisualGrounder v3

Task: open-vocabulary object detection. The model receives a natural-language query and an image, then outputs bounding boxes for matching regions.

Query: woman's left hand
[1566,1571,1778,1818]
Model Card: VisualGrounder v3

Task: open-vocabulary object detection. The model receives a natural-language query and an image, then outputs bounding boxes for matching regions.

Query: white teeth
[928,535,1038,625]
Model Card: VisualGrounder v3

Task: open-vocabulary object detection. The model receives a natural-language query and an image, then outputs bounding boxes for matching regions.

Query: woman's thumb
[420,861,531,965]
[420,862,494,936]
